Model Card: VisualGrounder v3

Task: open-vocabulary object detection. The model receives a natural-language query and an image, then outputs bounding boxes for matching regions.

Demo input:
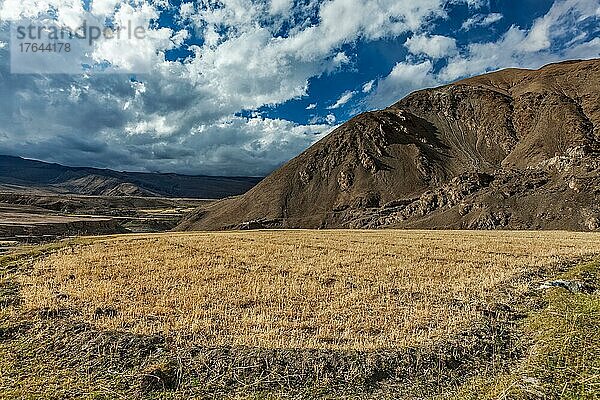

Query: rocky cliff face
[178,59,600,231]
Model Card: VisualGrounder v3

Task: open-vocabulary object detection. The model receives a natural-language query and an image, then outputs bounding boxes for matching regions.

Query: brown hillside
[178,59,600,231]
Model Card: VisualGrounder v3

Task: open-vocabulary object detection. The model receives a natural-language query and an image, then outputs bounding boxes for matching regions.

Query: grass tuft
[450,260,600,399]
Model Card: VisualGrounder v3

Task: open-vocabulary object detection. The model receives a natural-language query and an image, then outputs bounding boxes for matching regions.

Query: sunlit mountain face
[0,0,598,176]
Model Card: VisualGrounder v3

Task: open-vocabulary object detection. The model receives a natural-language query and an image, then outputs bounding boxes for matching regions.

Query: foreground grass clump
[450,260,600,399]
[17,230,600,350]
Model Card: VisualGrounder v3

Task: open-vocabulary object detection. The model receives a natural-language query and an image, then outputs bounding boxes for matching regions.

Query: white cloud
[91,0,120,17]
[405,34,458,59]
[440,0,600,82]
[368,61,439,108]
[0,0,460,162]
[564,37,600,58]
[0,0,598,176]
[461,0,487,7]
[328,52,351,71]
[179,2,194,20]
[177,116,333,174]
[365,0,599,113]
[125,115,177,138]
[90,3,174,72]
[327,90,356,109]
[269,0,293,15]
[461,13,503,30]
[362,80,375,93]
[522,0,598,52]
[0,0,85,26]
[306,103,317,110]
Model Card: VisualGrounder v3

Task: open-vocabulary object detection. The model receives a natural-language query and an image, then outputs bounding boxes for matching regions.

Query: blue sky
[257,0,556,125]
[0,0,598,175]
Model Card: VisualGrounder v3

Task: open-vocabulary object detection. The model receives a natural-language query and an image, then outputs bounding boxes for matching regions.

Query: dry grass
[447,259,600,399]
[17,230,600,351]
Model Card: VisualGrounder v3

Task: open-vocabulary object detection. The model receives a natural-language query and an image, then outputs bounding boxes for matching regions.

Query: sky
[0,0,598,176]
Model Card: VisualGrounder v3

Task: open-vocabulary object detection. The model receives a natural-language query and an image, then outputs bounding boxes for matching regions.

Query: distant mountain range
[0,155,262,199]
[179,59,600,231]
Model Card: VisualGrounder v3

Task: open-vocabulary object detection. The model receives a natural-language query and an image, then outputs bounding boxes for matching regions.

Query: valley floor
[0,230,599,399]
[0,192,212,253]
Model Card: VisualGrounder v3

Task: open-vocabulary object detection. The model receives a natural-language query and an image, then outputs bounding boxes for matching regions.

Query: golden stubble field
[16,230,600,350]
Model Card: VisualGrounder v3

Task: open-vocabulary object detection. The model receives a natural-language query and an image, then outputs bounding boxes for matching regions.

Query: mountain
[0,155,262,199]
[178,59,600,231]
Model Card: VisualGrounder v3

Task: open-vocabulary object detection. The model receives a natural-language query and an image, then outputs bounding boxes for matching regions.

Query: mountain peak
[179,59,600,231]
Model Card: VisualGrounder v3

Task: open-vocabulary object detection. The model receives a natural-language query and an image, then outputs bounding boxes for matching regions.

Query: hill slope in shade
[179,59,600,231]
[0,155,262,199]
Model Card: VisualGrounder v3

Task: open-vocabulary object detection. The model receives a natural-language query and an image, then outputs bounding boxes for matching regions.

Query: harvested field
[2,230,600,399]
[17,230,600,349]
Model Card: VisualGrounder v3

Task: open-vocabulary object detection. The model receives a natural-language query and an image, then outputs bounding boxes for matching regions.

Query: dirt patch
[0,282,20,309]
[0,306,528,399]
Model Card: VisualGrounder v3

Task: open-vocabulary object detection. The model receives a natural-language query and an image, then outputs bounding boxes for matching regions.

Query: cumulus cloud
[405,34,458,58]
[367,0,599,110]
[0,67,333,175]
[92,3,175,72]
[0,0,598,176]
[179,2,194,20]
[269,0,293,15]
[0,0,449,173]
[1,0,471,174]
[440,0,600,81]
[367,61,439,108]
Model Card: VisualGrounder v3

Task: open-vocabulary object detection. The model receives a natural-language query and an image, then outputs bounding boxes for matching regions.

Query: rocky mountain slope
[0,155,262,199]
[179,59,600,231]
